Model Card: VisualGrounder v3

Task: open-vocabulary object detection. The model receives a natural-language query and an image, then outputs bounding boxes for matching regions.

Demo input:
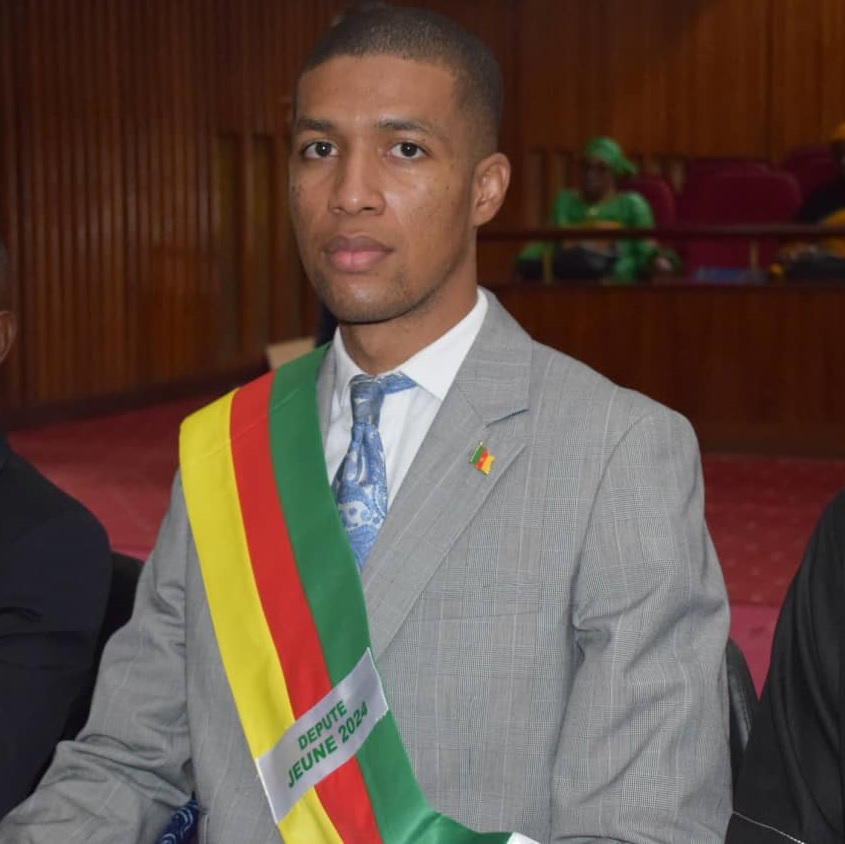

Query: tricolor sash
[180,349,536,844]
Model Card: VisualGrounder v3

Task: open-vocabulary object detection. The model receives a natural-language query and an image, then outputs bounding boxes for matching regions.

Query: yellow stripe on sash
[180,391,342,843]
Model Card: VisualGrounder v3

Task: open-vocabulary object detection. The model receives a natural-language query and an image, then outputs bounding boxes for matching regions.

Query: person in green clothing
[516,137,676,282]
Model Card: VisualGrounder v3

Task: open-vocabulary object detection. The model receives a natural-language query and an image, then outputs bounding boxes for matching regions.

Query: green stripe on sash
[266,352,515,843]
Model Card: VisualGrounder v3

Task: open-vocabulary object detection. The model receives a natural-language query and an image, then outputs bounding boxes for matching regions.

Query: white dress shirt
[323,290,488,506]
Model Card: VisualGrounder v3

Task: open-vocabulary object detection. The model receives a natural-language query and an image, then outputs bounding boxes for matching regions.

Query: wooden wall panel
[519,0,772,204]
[0,0,342,413]
[770,0,845,161]
[208,0,337,365]
[0,0,843,445]
[518,0,844,218]
[497,284,845,457]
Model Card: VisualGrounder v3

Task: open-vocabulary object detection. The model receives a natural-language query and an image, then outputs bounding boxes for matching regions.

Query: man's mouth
[324,235,392,273]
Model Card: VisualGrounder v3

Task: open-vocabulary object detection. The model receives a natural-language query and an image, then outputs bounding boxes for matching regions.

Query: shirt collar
[330,289,488,408]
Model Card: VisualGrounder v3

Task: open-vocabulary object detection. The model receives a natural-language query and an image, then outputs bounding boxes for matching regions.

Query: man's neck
[337,289,479,375]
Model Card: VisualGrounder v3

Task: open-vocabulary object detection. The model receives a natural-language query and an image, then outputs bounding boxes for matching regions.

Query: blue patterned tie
[333,372,415,570]
[155,797,199,844]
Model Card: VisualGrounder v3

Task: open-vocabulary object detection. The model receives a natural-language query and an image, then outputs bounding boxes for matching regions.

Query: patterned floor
[9,400,845,691]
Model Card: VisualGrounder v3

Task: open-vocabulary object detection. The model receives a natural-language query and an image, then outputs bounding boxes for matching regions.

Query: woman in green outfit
[517,137,676,283]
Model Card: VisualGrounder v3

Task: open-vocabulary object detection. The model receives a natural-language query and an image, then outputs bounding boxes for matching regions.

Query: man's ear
[0,311,18,366]
[471,152,511,227]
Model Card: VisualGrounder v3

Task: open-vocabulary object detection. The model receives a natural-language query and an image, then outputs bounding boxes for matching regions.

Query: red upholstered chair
[619,174,677,227]
[683,169,802,279]
[678,159,769,224]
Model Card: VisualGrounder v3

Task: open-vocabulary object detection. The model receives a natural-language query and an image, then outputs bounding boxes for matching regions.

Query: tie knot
[349,372,415,426]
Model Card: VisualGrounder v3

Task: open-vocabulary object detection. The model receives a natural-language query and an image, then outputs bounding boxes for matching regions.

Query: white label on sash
[506,835,541,844]
[256,647,389,823]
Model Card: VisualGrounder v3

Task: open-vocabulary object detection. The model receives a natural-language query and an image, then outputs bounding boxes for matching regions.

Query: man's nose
[329,150,384,215]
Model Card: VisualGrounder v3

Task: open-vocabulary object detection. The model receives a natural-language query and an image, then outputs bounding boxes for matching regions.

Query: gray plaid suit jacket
[0,293,731,843]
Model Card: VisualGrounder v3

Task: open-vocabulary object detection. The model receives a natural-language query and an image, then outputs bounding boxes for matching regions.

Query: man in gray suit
[0,7,731,843]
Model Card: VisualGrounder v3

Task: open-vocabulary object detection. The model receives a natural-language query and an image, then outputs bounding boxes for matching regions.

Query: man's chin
[318,291,408,328]
[332,308,404,327]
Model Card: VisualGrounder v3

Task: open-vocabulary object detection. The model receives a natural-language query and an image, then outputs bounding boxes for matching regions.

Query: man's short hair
[297,5,503,152]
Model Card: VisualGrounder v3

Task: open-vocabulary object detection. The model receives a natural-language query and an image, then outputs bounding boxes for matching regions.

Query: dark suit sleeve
[0,506,111,817]
[726,489,845,843]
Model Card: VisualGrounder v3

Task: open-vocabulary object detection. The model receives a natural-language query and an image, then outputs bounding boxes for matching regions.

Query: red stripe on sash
[230,377,383,842]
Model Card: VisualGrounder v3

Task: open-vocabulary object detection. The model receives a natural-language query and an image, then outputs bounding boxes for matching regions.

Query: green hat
[582,137,637,177]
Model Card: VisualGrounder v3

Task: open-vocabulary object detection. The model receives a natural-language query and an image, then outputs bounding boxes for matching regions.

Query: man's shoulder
[0,448,108,548]
[187,347,326,432]
[182,369,278,444]
[480,293,684,430]
[528,338,677,423]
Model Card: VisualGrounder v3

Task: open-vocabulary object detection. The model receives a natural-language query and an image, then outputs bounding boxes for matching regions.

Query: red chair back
[684,170,802,276]
[619,175,677,227]
[678,159,769,224]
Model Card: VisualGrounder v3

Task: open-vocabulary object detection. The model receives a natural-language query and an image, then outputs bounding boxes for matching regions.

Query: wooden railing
[479,224,845,283]
[482,224,845,244]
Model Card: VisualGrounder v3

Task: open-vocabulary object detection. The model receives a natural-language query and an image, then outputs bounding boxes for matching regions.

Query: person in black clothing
[725,486,845,843]
[0,242,112,817]
[796,130,845,226]
[775,124,845,280]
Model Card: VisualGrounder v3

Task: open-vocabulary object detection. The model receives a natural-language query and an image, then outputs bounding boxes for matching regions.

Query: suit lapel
[362,294,534,659]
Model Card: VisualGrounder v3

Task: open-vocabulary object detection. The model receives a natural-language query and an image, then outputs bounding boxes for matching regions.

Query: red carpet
[704,455,845,606]
[9,401,845,691]
[8,396,213,560]
[703,454,845,691]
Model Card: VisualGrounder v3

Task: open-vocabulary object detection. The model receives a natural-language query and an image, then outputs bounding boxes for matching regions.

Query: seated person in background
[0,242,112,818]
[516,136,678,282]
[774,122,845,280]
[725,486,845,843]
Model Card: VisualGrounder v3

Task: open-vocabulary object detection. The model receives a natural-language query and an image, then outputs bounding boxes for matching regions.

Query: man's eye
[302,141,336,159]
[390,142,424,160]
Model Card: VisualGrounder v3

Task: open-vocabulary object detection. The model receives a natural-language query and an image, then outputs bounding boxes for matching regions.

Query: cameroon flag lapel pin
[469,442,495,475]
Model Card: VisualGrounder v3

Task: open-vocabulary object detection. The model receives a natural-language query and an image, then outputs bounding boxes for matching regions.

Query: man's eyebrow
[291,116,450,146]
[378,118,448,144]
[291,117,334,134]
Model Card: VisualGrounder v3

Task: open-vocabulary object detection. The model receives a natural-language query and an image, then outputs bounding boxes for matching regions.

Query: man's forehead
[295,54,457,109]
